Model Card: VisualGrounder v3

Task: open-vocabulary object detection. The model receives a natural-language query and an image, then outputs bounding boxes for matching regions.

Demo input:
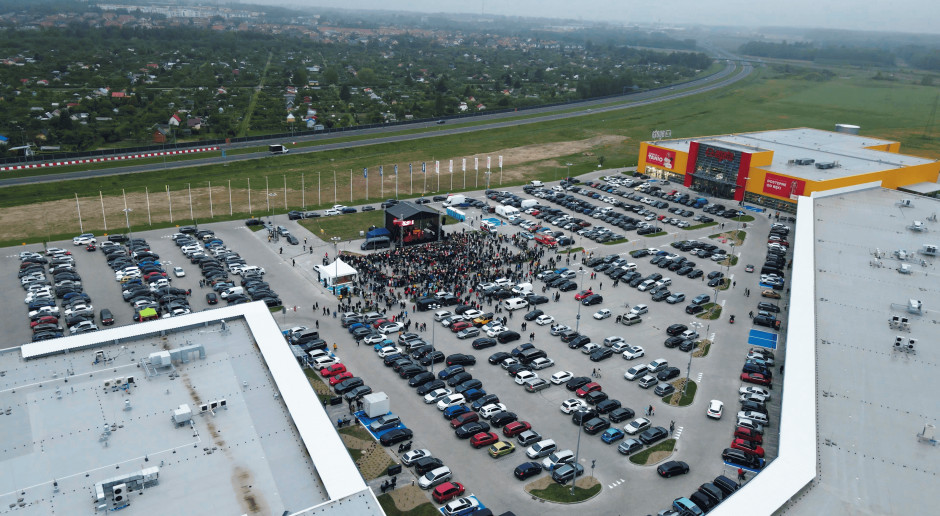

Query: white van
[503,297,528,311]
[525,439,557,459]
[220,286,244,299]
[418,466,452,489]
[512,282,533,295]
[530,180,544,187]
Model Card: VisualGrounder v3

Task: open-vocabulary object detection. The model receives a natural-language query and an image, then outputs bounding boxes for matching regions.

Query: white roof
[315,258,358,279]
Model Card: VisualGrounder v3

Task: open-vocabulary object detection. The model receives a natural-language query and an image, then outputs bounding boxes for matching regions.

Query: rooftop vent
[815,162,836,170]
[835,123,860,134]
[795,158,815,166]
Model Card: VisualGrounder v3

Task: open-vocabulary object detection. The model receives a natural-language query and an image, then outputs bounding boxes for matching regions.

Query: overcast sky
[256,0,939,35]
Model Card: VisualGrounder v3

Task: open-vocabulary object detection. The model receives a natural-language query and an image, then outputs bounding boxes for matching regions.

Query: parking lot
[2,168,791,515]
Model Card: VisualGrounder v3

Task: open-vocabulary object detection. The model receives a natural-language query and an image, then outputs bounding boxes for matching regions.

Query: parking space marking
[608,478,626,488]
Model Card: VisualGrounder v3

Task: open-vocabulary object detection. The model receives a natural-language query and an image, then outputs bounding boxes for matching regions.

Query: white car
[624,417,652,435]
[480,403,508,419]
[739,386,772,400]
[437,393,466,410]
[580,343,601,355]
[485,325,507,338]
[462,309,484,320]
[29,306,60,318]
[423,388,452,404]
[560,398,587,414]
[707,400,724,419]
[378,321,405,334]
[433,310,453,322]
[637,280,655,292]
[593,309,611,320]
[550,371,573,384]
[603,336,624,347]
[323,208,341,216]
[64,304,94,317]
[529,357,555,370]
[363,334,386,345]
[624,364,649,381]
[630,304,649,315]
[535,314,555,326]
[621,345,645,360]
[443,497,479,515]
[550,324,571,336]
[655,278,672,288]
[610,341,633,353]
[72,233,96,245]
[400,448,432,466]
[69,321,98,334]
[514,371,538,385]
[25,290,53,304]
[377,346,400,358]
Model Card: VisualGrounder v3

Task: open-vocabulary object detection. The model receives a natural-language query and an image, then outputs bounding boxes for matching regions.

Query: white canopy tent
[314,258,358,289]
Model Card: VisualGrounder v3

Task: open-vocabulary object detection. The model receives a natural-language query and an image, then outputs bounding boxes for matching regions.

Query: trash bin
[329,396,343,406]
[387,464,402,476]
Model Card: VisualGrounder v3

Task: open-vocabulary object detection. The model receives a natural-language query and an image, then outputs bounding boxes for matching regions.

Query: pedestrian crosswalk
[673,426,685,440]
[697,372,703,383]
[608,478,626,489]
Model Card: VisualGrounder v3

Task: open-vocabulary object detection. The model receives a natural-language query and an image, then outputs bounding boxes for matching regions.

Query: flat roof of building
[0,302,381,516]
[785,187,938,514]
[649,127,936,181]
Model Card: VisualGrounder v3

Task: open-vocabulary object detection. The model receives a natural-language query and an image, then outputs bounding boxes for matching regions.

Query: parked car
[657,460,690,478]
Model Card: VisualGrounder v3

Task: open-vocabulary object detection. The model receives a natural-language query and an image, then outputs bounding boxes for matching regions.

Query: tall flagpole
[462,158,466,189]
[395,164,399,199]
[247,178,251,214]
[349,169,352,203]
[449,159,453,190]
[208,180,213,218]
[409,163,413,195]
[333,170,337,204]
[302,173,305,210]
[380,166,384,199]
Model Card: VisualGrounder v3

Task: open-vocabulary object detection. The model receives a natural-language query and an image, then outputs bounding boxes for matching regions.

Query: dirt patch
[232,466,269,515]
[387,485,428,512]
[525,474,600,493]
[643,450,673,465]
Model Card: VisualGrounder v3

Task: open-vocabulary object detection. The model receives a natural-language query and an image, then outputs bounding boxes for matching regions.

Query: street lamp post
[565,162,573,183]
[122,208,133,239]
[331,237,341,296]
[570,415,584,496]
[575,267,585,333]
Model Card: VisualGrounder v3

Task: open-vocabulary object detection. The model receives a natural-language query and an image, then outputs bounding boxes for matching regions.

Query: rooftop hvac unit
[922,244,938,256]
[908,299,923,314]
[815,162,836,169]
[835,123,860,134]
[112,483,127,504]
[897,199,914,208]
[795,158,815,166]
[909,221,926,232]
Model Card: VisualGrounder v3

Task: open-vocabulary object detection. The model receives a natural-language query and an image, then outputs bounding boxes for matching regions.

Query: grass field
[298,211,386,241]
[4,63,940,243]
[629,439,677,465]
[529,479,602,502]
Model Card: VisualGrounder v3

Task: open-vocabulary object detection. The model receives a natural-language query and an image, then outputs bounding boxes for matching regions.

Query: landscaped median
[663,379,697,407]
[377,488,440,516]
[525,475,602,503]
[629,439,677,466]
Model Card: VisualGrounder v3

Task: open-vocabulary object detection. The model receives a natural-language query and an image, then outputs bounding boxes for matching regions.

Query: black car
[416,380,446,396]
[497,331,521,343]
[399,365,426,379]
[581,294,603,306]
[514,461,543,480]
[666,324,688,336]
[446,353,476,366]
[455,421,491,439]
[343,385,373,401]
[447,372,473,387]
[471,394,500,412]
[380,428,414,447]
[639,426,669,445]
[455,379,483,394]
[488,351,511,365]
[472,338,497,350]
[571,408,598,426]
[527,295,549,305]
[583,417,611,435]
[334,377,364,394]
[413,457,445,475]
[657,367,681,382]
[523,309,544,321]
[567,335,591,349]
[757,302,781,313]
[607,407,635,423]
[420,351,446,366]
[590,348,614,362]
[490,411,518,428]
[595,399,622,414]
[99,308,114,326]
[657,460,690,478]
[565,376,591,391]
[722,448,764,469]
[288,211,304,220]
[408,372,436,387]
[560,331,580,343]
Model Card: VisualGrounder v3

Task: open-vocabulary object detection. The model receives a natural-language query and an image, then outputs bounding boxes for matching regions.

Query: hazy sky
[257,0,940,35]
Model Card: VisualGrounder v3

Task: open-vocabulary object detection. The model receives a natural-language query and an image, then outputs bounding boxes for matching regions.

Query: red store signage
[762,173,806,198]
[646,146,676,170]
[705,147,736,162]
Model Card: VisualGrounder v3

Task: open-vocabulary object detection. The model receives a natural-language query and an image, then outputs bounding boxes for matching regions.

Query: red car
[576,382,602,397]
[432,482,465,504]
[731,438,765,457]
[30,316,59,328]
[450,412,480,429]
[503,420,532,437]
[470,432,499,449]
[574,290,594,301]
[450,321,472,333]
[85,244,97,252]
[372,318,390,328]
[734,426,763,443]
[320,363,347,377]
[740,372,772,388]
[328,371,354,386]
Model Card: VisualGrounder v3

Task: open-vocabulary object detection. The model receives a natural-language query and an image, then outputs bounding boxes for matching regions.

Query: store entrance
[690,174,736,199]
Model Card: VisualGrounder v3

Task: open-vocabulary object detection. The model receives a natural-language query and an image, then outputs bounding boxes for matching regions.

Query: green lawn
[683,222,718,231]
[558,247,584,254]
[629,439,677,465]
[602,238,629,245]
[530,481,603,502]
[644,231,668,238]
[698,302,722,320]
[663,380,697,407]
[377,495,441,516]
[299,211,387,241]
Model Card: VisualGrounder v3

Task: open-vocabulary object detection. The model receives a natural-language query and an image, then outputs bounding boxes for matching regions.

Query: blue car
[443,404,471,420]
[463,388,487,402]
[601,428,625,444]
[347,322,365,333]
[438,365,465,379]
[673,497,704,516]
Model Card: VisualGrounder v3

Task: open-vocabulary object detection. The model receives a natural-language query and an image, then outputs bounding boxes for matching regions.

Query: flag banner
[422,162,426,174]
[487,156,491,170]
[409,163,413,174]
[462,158,466,172]
[363,167,368,178]
[499,155,503,168]
[380,165,384,176]
[435,161,439,174]
[475,157,479,171]
[449,160,453,173]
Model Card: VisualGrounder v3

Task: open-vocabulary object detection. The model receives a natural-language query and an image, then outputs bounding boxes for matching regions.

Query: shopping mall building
[638,127,940,211]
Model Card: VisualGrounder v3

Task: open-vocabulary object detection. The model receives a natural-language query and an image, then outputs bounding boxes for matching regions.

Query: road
[0,62,752,188]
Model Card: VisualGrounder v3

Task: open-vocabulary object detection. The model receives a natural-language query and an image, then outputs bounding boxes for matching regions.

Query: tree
[339,84,351,102]
[323,67,339,85]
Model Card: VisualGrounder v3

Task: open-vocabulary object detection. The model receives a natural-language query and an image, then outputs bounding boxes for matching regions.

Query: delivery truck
[269,144,289,154]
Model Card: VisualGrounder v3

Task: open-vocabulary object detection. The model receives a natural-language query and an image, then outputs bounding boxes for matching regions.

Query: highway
[0,61,751,188]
